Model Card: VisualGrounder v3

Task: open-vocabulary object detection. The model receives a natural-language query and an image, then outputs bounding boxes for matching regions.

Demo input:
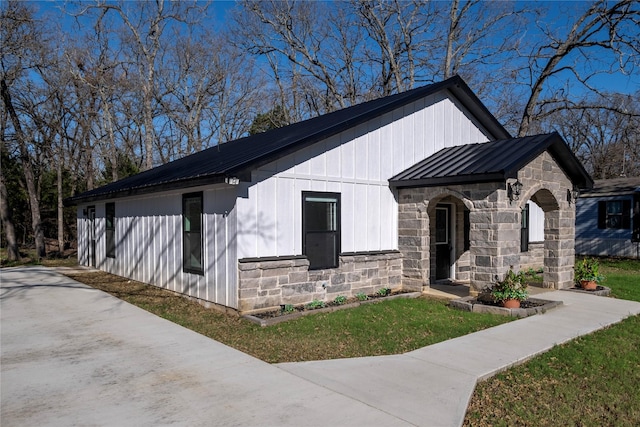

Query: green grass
[63,271,512,363]
[464,258,640,426]
[599,257,640,301]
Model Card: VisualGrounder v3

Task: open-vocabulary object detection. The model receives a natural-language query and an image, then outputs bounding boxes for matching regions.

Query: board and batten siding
[76,185,239,308]
[236,91,492,259]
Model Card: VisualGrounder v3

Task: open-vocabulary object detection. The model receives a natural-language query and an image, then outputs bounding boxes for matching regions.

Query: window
[633,195,640,242]
[105,202,116,258]
[463,210,470,251]
[598,200,631,230]
[435,207,449,244]
[183,192,203,275]
[303,192,340,270]
[521,204,529,252]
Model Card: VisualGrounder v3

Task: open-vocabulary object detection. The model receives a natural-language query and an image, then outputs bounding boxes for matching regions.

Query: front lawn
[63,271,512,363]
[464,258,640,426]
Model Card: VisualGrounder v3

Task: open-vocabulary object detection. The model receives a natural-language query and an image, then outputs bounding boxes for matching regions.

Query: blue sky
[29,0,639,96]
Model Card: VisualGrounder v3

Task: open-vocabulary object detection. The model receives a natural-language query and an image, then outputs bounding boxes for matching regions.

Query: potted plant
[574,258,604,290]
[491,268,529,308]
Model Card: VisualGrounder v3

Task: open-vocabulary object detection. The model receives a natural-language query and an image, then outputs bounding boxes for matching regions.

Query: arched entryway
[520,186,574,289]
[392,134,589,295]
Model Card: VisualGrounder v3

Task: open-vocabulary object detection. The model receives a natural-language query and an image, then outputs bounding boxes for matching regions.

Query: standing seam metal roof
[65,76,510,205]
[389,133,593,188]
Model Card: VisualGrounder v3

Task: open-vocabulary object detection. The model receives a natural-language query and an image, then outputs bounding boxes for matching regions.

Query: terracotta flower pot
[580,280,598,290]
[502,299,521,309]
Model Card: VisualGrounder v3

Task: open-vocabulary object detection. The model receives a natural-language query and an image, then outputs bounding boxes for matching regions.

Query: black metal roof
[65,76,510,205]
[389,132,593,189]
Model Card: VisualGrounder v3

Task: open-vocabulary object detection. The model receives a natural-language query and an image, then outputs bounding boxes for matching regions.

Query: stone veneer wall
[518,151,576,289]
[398,150,576,294]
[519,242,544,271]
[237,251,402,313]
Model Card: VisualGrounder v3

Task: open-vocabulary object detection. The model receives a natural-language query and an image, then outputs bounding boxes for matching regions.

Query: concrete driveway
[0,266,407,427]
[3,266,640,426]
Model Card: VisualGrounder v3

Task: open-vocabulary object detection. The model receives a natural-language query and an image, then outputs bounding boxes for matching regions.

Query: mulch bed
[243,290,422,326]
[473,297,549,309]
[450,294,563,318]
[251,290,413,319]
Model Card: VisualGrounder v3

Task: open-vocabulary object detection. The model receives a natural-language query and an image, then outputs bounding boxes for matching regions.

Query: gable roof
[389,132,593,189]
[66,76,510,205]
[579,177,640,197]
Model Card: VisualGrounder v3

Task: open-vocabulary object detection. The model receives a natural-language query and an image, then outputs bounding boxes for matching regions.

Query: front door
[435,205,451,280]
[87,206,96,267]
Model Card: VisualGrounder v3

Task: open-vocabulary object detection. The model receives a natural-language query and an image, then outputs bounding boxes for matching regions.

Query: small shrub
[334,295,347,305]
[525,267,541,281]
[306,299,326,310]
[491,268,529,303]
[575,258,605,284]
[377,287,391,297]
[356,292,368,301]
[280,304,295,314]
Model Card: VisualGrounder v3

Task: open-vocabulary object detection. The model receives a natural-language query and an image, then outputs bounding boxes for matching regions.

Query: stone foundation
[237,251,402,313]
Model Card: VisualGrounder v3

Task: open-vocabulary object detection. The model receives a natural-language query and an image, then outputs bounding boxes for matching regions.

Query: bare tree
[1,1,49,258]
[437,0,527,109]
[551,92,640,178]
[76,0,205,170]
[516,0,640,137]
[233,0,368,115]
[64,7,127,183]
[354,0,435,95]
[159,29,232,157]
[0,154,20,261]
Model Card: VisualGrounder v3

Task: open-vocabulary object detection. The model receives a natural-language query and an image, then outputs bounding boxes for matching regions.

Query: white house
[67,76,592,313]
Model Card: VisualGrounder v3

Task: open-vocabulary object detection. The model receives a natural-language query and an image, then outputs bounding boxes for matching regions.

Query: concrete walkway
[2,266,640,426]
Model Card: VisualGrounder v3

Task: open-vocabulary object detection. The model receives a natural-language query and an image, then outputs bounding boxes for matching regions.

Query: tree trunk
[143,89,155,170]
[57,158,65,254]
[1,78,46,259]
[100,89,119,181]
[444,0,459,79]
[0,167,20,261]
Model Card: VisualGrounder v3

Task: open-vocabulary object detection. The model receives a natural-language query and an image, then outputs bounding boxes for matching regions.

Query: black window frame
[633,194,640,242]
[521,204,530,252]
[182,192,204,275]
[598,199,631,230]
[435,207,449,245]
[105,202,116,258]
[302,191,341,270]
[463,210,470,251]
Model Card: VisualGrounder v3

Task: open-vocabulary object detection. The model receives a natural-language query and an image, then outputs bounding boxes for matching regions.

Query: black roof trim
[65,75,510,205]
[389,133,593,189]
[64,175,228,206]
